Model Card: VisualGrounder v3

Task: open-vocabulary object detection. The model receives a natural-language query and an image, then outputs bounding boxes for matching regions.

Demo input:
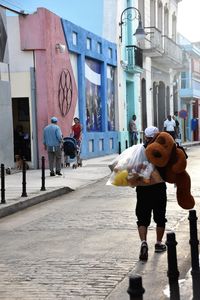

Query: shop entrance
[12,97,31,161]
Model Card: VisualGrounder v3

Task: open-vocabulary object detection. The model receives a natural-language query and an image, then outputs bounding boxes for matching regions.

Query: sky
[0,0,103,35]
[177,0,200,42]
[0,0,200,42]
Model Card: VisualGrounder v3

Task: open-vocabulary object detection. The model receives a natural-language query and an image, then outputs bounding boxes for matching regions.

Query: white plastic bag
[107,144,161,187]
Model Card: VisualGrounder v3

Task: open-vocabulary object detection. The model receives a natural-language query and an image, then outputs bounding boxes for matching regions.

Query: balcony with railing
[121,45,143,73]
[139,26,164,57]
[139,27,184,69]
[161,35,183,67]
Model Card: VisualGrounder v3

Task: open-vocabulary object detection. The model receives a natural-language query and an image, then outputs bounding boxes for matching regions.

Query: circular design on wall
[58,69,73,117]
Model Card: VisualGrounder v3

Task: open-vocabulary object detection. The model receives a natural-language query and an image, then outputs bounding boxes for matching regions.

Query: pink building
[19,8,77,165]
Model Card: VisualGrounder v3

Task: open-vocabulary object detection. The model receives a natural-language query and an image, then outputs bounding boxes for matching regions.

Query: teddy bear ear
[176,171,195,209]
[171,148,187,174]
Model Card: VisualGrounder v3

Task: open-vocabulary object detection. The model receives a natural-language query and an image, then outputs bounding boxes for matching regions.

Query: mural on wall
[58,69,73,117]
[85,58,102,132]
[107,65,115,131]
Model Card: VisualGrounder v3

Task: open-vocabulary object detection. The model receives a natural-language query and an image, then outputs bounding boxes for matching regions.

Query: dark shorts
[166,131,175,140]
[135,182,167,228]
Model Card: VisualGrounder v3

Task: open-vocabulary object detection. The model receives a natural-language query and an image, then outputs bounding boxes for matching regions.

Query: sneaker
[139,241,148,261]
[50,171,55,176]
[56,171,62,176]
[155,242,167,253]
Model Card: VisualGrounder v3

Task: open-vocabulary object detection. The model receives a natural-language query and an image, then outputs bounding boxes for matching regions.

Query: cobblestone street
[0,147,199,299]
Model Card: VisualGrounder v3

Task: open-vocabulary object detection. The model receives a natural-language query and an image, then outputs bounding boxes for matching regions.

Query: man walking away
[164,115,176,140]
[129,114,138,146]
[136,126,167,262]
[43,116,63,176]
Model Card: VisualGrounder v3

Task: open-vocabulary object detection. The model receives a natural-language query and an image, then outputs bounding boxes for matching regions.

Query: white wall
[69,53,79,119]
[7,16,34,72]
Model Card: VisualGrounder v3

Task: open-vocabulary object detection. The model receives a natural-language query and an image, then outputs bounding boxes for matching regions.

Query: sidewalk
[0,140,198,219]
[0,154,117,218]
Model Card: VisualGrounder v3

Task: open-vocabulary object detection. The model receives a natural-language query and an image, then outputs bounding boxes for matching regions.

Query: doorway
[12,97,31,161]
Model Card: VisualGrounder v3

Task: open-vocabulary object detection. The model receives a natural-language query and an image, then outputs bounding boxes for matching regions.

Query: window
[72,32,78,45]
[172,13,177,41]
[86,37,91,50]
[99,139,104,151]
[164,5,169,36]
[97,42,102,54]
[108,47,112,59]
[157,1,163,32]
[109,138,114,150]
[181,72,189,89]
[150,0,156,27]
[89,139,94,152]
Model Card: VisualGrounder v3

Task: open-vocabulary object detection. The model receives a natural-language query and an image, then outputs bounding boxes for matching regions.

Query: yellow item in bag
[113,170,129,186]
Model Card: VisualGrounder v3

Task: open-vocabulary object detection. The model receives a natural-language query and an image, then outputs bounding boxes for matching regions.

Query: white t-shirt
[164,119,176,131]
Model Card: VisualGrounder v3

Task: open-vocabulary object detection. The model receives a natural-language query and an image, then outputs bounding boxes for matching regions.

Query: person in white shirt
[163,115,176,139]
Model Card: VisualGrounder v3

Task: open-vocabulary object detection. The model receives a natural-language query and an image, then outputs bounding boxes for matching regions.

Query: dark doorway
[12,98,31,161]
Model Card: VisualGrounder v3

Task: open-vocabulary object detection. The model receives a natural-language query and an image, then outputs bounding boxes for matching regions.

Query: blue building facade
[62,19,118,158]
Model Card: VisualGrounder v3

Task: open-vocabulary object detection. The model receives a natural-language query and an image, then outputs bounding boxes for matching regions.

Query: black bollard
[118,141,121,154]
[127,275,145,300]
[1,164,6,204]
[166,232,180,300]
[21,159,27,197]
[188,210,200,300]
[40,156,46,191]
[125,140,128,149]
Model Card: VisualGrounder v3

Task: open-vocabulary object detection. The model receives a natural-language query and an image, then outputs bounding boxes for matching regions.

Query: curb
[0,186,73,219]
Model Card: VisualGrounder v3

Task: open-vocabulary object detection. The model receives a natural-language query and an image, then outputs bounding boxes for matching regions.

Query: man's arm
[56,127,63,143]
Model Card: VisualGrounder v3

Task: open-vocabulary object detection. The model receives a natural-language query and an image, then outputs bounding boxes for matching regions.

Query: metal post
[188,210,200,300]
[140,131,144,144]
[21,159,27,197]
[127,275,145,300]
[166,232,180,300]
[40,156,46,191]
[1,164,6,204]
[119,141,121,154]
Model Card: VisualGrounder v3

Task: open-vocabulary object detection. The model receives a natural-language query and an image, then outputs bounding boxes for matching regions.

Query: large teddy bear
[145,132,195,209]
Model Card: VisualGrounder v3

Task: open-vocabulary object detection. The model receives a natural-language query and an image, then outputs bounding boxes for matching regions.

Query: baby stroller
[63,137,82,169]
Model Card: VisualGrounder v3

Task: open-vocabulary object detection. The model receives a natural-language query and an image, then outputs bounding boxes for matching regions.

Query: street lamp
[119,6,146,42]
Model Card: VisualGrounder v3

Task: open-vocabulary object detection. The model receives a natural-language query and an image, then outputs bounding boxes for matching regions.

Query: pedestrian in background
[135,126,167,262]
[129,114,138,146]
[43,116,63,176]
[173,111,181,144]
[72,117,82,165]
[65,117,83,167]
[173,111,180,130]
[163,115,176,139]
[71,117,82,147]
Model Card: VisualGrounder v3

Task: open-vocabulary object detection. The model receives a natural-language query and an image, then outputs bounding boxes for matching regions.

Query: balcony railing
[140,27,184,68]
[140,26,164,56]
[124,45,143,73]
[162,35,183,66]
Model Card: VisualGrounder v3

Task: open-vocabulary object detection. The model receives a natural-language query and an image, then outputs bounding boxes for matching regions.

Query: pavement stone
[0,141,199,299]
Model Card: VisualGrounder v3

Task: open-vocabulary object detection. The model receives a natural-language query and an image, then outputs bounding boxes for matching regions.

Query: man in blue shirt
[43,117,63,176]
